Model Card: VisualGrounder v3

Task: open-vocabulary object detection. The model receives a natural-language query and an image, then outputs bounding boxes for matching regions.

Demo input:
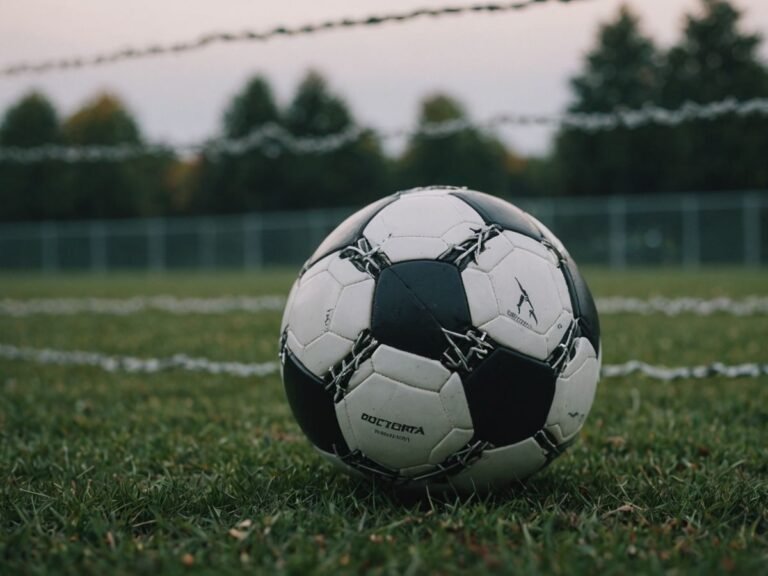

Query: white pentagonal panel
[284,250,377,378]
[301,252,334,282]
[362,194,484,263]
[527,214,571,259]
[471,234,514,273]
[346,358,374,393]
[442,222,483,246]
[335,398,358,453]
[300,332,354,377]
[449,438,548,491]
[284,330,304,359]
[480,315,548,360]
[439,373,473,430]
[545,337,600,444]
[462,268,499,327]
[503,230,558,265]
[327,255,371,286]
[375,236,449,262]
[370,345,452,393]
[553,266,574,315]
[488,249,566,336]
[545,310,577,353]
[286,270,342,346]
[281,279,299,333]
[468,240,574,361]
[400,187,464,198]
[429,428,474,465]
[330,279,375,340]
[338,375,453,470]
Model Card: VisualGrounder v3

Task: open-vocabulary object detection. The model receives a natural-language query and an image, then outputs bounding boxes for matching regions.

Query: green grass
[1,269,766,575]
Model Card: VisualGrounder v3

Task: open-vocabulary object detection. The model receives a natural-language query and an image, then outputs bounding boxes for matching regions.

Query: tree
[0,92,61,221]
[661,0,768,191]
[396,94,507,194]
[59,93,171,219]
[554,6,666,196]
[280,71,388,210]
[192,76,284,213]
[506,154,561,198]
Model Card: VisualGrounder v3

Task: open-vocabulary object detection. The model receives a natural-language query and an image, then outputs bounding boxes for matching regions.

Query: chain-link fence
[0,192,764,272]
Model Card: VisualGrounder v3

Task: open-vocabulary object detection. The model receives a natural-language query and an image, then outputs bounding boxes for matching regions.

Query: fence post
[307,209,327,251]
[682,195,700,268]
[244,214,264,270]
[743,193,761,267]
[533,198,555,229]
[90,220,107,273]
[609,196,627,269]
[148,219,165,272]
[41,221,58,274]
[199,218,216,270]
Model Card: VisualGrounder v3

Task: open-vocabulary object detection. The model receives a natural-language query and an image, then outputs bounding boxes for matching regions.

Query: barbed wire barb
[1,97,767,164]
[0,1,587,77]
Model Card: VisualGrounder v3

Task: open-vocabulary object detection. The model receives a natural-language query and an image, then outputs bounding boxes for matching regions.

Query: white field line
[0,344,765,381]
[0,295,286,316]
[1,295,767,317]
[596,296,768,316]
[0,344,277,378]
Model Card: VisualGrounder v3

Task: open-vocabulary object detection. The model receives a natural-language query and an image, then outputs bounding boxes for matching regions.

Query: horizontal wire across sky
[0,0,590,77]
[1,97,767,163]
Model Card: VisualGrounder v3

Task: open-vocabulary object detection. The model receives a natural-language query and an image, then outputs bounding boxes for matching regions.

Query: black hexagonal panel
[560,255,601,355]
[371,260,471,359]
[463,348,556,447]
[450,190,543,241]
[283,349,350,455]
[303,193,399,271]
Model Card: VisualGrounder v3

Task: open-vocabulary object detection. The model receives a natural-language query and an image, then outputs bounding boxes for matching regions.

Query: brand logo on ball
[505,277,538,329]
[361,413,425,436]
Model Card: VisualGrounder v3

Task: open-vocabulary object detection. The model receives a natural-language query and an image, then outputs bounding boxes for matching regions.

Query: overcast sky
[1,0,767,155]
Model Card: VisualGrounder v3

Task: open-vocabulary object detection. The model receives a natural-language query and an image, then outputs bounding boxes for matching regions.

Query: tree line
[1,0,766,222]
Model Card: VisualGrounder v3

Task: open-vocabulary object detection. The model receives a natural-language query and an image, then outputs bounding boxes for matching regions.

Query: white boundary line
[0,344,277,378]
[0,344,765,381]
[1,295,767,317]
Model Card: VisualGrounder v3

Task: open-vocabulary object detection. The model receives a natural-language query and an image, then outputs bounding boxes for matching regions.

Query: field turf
[1,269,766,575]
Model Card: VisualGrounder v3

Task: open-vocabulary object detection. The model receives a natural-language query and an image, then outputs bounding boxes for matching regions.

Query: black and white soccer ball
[279,187,601,491]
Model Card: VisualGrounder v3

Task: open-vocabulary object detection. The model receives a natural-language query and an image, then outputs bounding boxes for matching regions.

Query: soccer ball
[279,187,601,491]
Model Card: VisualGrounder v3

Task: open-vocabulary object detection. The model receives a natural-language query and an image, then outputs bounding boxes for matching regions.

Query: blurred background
[1,0,767,271]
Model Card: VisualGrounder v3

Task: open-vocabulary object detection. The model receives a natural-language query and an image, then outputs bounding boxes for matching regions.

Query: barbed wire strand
[1,97,767,164]
[1,295,767,317]
[0,343,764,381]
[0,0,586,78]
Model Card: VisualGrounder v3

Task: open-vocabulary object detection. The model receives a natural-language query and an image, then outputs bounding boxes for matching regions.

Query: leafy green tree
[0,92,61,221]
[661,0,768,191]
[60,93,171,219]
[507,154,561,198]
[281,71,388,209]
[192,76,284,213]
[554,6,666,196]
[396,94,507,194]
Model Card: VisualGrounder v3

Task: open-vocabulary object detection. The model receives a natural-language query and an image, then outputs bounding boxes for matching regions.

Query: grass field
[1,268,766,575]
